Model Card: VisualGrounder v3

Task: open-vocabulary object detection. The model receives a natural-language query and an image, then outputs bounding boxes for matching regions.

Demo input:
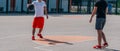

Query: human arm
[89,7,97,23]
[44,6,48,19]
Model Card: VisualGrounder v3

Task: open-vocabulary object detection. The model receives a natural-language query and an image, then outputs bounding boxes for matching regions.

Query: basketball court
[0,15,120,51]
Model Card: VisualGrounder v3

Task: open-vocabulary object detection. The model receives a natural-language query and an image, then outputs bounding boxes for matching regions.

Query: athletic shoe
[37,34,43,38]
[93,45,102,49]
[103,43,108,47]
[32,36,35,40]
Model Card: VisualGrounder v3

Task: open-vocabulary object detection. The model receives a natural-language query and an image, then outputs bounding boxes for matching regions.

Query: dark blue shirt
[95,0,108,18]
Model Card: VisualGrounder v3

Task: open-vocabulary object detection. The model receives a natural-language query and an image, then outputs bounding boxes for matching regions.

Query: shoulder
[102,1,108,6]
[32,1,37,4]
[41,1,46,4]
[42,1,46,6]
[95,1,100,6]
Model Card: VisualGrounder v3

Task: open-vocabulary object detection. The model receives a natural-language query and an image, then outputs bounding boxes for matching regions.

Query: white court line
[0,34,28,40]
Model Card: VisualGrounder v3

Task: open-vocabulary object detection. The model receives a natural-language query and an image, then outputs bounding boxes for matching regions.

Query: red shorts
[32,17,44,28]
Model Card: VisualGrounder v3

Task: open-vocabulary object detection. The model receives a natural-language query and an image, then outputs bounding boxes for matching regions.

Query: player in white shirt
[27,0,48,40]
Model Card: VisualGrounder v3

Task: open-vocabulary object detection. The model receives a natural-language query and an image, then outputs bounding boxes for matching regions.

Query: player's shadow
[39,38,73,45]
[103,48,120,51]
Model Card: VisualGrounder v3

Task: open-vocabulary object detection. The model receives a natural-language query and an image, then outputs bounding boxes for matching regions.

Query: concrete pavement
[0,15,120,51]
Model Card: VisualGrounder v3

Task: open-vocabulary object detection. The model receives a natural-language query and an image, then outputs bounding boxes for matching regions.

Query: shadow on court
[35,38,73,45]
[34,35,95,46]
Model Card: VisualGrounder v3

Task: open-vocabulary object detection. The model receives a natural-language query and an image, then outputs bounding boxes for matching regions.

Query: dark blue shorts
[95,18,106,30]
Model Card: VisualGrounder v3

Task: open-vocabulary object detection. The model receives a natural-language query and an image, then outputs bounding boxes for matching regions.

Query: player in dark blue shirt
[89,0,108,49]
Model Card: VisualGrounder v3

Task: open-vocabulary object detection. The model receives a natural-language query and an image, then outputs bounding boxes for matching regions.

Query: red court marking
[34,35,95,46]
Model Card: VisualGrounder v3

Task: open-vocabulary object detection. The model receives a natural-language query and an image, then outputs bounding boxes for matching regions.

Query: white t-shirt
[32,1,46,17]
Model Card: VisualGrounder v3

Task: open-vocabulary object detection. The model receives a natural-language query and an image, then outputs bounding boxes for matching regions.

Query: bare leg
[32,28,36,36]
[38,28,43,34]
[102,31,107,43]
[38,28,43,38]
[97,30,103,46]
